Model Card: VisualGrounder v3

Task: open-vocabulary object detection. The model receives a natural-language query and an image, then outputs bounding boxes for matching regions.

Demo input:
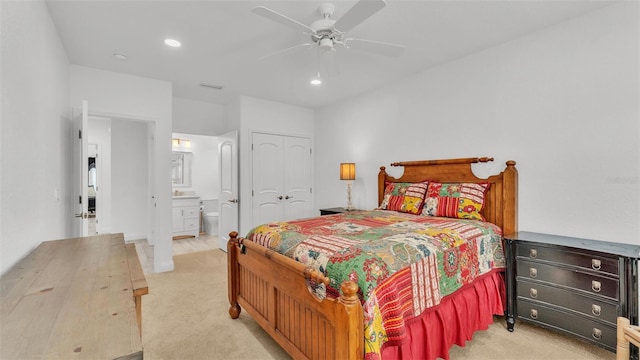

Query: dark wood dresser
[505,232,639,355]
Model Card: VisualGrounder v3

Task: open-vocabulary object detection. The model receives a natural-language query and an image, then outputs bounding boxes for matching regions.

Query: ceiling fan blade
[252,6,316,34]
[345,38,405,57]
[258,43,313,61]
[334,0,387,33]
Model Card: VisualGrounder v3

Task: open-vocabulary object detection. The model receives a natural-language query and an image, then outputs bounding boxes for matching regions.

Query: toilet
[202,199,219,236]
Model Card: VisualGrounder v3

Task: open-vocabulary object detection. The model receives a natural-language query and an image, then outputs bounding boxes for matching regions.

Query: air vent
[199,83,224,90]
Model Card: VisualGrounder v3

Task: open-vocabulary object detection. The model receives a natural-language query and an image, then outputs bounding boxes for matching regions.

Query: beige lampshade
[339,163,356,180]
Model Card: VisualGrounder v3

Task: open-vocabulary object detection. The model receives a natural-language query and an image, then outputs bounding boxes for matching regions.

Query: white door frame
[77,109,159,246]
[72,101,89,237]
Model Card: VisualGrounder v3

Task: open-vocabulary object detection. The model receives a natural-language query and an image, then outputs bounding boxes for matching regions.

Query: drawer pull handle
[529,268,537,278]
[591,259,601,271]
[592,328,602,341]
[530,309,538,320]
[591,280,601,293]
[591,304,601,317]
[529,249,537,258]
[529,288,538,298]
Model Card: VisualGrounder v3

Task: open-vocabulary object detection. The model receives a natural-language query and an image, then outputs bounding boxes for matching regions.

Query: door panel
[252,133,284,226]
[172,207,183,232]
[218,131,238,251]
[283,136,312,220]
[147,124,156,245]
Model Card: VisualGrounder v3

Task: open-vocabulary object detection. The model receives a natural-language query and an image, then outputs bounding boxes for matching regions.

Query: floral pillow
[421,182,490,220]
[379,181,429,214]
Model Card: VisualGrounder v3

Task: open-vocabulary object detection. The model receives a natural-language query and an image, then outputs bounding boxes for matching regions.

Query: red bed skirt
[380,270,506,360]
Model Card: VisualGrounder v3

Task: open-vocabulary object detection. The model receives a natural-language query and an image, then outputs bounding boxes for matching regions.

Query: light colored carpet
[142,250,616,360]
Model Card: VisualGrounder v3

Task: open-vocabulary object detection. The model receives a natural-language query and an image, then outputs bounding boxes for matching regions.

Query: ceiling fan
[252,0,405,60]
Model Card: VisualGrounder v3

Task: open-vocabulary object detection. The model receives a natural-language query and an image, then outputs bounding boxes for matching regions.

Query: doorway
[87,115,152,241]
[88,143,98,235]
[170,132,220,239]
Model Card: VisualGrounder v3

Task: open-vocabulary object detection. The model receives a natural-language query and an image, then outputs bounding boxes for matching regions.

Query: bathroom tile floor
[134,233,219,274]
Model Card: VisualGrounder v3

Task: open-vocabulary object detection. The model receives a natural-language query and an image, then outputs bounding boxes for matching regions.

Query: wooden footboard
[228,231,364,360]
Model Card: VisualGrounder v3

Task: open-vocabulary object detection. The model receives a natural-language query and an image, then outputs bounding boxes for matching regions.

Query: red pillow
[379,181,429,214]
[421,182,490,220]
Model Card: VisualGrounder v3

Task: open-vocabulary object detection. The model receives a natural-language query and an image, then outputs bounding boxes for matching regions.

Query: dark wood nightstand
[319,207,359,216]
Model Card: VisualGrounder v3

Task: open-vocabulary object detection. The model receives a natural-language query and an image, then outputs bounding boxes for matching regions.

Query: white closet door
[283,136,312,220]
[252,133,285,226]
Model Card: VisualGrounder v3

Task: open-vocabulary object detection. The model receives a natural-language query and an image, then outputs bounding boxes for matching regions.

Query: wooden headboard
[378,157,518,236]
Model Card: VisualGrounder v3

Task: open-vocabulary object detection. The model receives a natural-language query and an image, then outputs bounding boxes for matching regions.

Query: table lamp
[339,163,356,210]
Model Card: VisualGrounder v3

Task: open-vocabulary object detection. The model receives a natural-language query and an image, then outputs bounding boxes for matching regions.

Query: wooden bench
[0,233,148,359]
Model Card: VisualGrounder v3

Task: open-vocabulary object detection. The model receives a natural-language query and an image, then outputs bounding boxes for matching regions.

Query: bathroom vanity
[172,195,200,238]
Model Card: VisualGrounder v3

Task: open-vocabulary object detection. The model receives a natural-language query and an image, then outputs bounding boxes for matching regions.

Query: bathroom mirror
[171,152,192,187]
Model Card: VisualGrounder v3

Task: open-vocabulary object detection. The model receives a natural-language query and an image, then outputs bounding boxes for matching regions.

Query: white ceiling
[46,0,615,109]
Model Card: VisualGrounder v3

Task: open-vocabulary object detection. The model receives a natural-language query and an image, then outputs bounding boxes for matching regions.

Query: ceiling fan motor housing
[318,3,336,18]
[310,17,339,53]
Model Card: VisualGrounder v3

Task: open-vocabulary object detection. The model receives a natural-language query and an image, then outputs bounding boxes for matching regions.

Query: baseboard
[124,233,147,242]
[218,238,228,252]
[155,259,174,273]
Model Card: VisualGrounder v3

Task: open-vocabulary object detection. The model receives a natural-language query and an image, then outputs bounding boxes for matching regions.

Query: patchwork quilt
[246,209,505,359]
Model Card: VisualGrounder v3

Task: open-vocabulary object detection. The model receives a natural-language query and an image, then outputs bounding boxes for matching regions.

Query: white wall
[233,96,315,235]
[315,3,639,244]
[70,65,174,272]
[173,97,226,136]
[172,132,220,200]
[0,0,72,275]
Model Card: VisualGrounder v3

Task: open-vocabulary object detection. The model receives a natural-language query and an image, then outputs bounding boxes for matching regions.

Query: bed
[227,157,518,360]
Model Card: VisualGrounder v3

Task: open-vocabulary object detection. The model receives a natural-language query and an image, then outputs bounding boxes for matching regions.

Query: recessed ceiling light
[164,38,181,48]
[113,52,128,61]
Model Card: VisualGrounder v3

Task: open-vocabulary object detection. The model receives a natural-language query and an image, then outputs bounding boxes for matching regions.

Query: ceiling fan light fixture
[319,37,334,53]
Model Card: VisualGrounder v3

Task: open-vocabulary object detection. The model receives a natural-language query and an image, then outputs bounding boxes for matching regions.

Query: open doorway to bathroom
[171,132,220,250]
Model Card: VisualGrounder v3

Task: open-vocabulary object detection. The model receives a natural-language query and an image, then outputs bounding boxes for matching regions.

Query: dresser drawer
[184,218,199,230]
[517,300,616,350]
[516,279,618,325]
[183,207,199,218]
[517,260,618,300]
[517,243,618,276]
